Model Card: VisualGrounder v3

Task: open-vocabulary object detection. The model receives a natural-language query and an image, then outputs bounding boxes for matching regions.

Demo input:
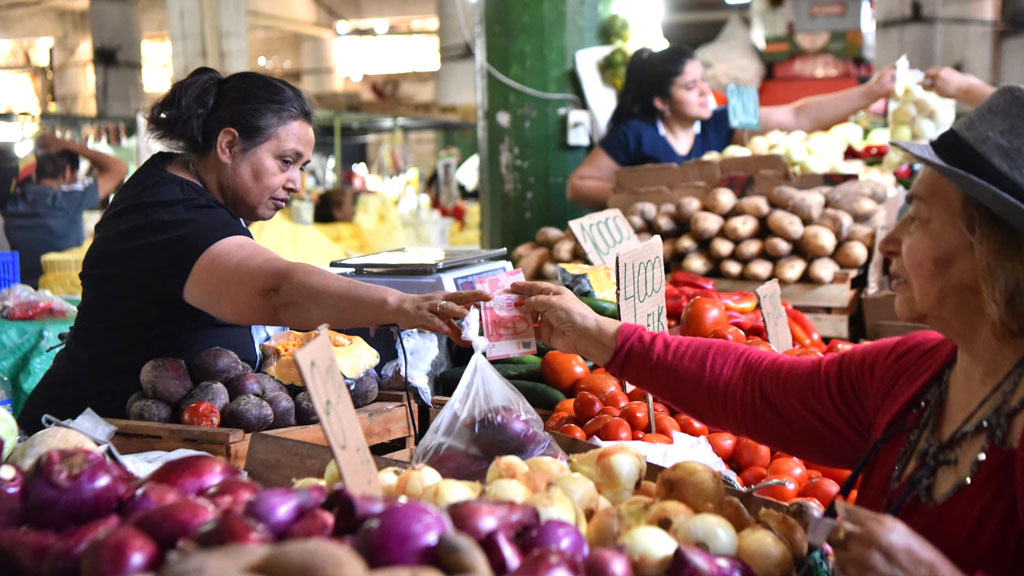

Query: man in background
[2,134,128,287]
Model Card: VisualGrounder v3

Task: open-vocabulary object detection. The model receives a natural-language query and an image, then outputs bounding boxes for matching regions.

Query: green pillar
[478,0,611,250]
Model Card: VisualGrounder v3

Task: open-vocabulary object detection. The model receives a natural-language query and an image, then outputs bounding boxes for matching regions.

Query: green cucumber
[435,363,546,397]
[492,354,543,366]
[506,379,566,411]
[579,296,619,319]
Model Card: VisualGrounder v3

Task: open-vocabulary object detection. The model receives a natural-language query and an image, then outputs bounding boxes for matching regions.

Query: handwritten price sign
[755,279,793,352]
[616,235,667,333]
[568,208,640,267]
[727,84,761,131]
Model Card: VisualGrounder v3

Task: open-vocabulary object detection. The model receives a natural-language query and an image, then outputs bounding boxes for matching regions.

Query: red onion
[447,500,540,541]
[332,488,397,536]
[666,546,756,576]
[482,527,523,574]
[0,464,24,528]
[585,548,633,576]
[199,477,260,514]
[244,488,308,537]
[195,511,274,547]
[80,525,160,576]
[43,515,121,576]
[119,483,186,521]
[145,455,238,496]
[285,508,335,539]
[356,500,448,567]
[0,527,59,576]
[521,520,589,566]
[23,449,125,531]
[511,549,581,576]
[473,409,544,457]
[132,499,217,550]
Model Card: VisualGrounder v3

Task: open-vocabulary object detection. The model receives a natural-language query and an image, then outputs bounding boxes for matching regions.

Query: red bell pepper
[665,283,686,318]
[670,271,715,291]
[726,310,752,333]
[742,310,767,340]
[825,339,856,354]
[677,287,720,302]
[719,291,758,313]
[786,307,824,351]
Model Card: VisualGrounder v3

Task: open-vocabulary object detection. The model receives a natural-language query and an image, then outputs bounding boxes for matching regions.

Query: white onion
[569,445,647,505]
[486,455,531,485]
[525,456,570,492]
[618,525,679,576]
[526,485,578,526]
[655,461,724,514]
[736,525,794,576]
[672,513,738,556]
[421,479,482,509]
[587,505,622,549]
[484,478,533,504]
[394,464,442,499]
[377,466,403,497]
[644,499,694,534]
[556,473,600,520]
[618,495,655,534]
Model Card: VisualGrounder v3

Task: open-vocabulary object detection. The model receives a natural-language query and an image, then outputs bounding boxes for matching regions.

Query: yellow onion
[637,480,657,498]
[323,460,341,488]
[555,473,600,520]
[484,478,533,504]
[758,508,808,560]
[377,467,403,497]
[618,525,679,576]
[486,455,531,485]
[421,479,483,509]
[672,513,738,556]
[655,461,724,514]
[291,477,326,490]
[736,525,793,576]
[526,485,578,526]
[718,495,753,533]
[525,456,570,492]
[596,495,613,512]
[587,506,622,549]
[645,499,694,534]
[618,495,655,534]
[394,464,442,499]
[569,445,647,505]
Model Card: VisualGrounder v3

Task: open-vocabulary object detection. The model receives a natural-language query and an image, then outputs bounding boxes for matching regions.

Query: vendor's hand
[401,289,491,344]
[867,63,897,99]
[510,282,620,366]
[830,501,964,576]
[924,66,976,100]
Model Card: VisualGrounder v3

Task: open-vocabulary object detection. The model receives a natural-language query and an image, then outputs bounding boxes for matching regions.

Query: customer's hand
[924,66,986,101]
[867,63,897,99]
[511,282,620,366]
[400,290,491,344]
[831,501,964,576]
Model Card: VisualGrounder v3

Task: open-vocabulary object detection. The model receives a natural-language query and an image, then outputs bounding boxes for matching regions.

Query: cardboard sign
[727,84,761,131]
[294,326,382,496]
[616,235,667,334]
[569,208,640,267]
[755,280,793,352]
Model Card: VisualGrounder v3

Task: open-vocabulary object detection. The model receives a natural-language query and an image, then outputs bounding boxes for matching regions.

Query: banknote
[475,269,537,359]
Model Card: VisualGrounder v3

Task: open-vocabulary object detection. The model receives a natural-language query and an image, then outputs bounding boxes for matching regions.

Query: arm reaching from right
[924,67,996,109]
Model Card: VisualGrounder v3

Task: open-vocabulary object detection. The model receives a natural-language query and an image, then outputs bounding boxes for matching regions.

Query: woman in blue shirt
[568,45,895,209]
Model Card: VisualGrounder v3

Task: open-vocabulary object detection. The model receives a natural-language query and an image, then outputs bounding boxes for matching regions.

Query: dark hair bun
[147,67,223,154]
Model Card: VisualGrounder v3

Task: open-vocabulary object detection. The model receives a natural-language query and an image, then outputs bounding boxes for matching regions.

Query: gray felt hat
[892,85,1024,231]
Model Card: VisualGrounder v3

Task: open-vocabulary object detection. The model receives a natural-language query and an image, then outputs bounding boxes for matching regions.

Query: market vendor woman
[568,45,895,209]
[18,68,488,432]
[524,86,1024,575]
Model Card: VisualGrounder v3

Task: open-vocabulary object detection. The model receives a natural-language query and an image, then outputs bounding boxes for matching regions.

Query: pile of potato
[510,227,588,281]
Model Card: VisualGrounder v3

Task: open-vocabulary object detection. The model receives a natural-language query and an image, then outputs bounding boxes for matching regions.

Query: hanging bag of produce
[412,308,565,481]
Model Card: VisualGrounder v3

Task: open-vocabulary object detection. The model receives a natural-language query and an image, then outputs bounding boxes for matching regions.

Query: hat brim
[892,140,1024,231]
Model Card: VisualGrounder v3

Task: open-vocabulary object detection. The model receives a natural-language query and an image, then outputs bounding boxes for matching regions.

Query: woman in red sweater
[513,85,1024,576]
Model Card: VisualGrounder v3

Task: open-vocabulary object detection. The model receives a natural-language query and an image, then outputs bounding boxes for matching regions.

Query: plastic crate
[0,251,20,290]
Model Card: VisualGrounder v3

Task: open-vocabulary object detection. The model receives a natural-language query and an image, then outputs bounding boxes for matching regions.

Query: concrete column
[437,0,474,107]
[89,0,143,117]
[299,37,340,95]
[166,0,248,78]
[52,12,95,116]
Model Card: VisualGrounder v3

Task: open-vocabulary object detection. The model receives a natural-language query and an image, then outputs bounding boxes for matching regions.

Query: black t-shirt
[19,152,256,431]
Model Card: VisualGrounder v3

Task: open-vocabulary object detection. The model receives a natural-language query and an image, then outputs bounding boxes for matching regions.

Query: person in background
[2,134,128,287]
[18,67,488,432]
[924,66,997,109]
[523,86,1024,575]
[568,45,895,209]
[313,187,356,223]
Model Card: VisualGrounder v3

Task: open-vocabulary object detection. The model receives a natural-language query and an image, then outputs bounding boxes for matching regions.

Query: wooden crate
[106,391,415,470]
[710,269,860,310]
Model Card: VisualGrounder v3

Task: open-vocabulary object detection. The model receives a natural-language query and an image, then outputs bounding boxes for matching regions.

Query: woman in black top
[18,68,487,431]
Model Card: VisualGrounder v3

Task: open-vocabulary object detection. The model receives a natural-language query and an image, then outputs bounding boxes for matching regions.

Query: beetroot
[179,381,230,413]
[190,347,250,384]
[222,395,274,432]
[264,392,296,429]
[128,398,172,423]
[139,358,193,405]
[294,391,319,425]
[224,373,263,399]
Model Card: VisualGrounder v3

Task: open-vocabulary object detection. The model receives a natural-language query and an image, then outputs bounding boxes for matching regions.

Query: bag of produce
[412,308,565,481]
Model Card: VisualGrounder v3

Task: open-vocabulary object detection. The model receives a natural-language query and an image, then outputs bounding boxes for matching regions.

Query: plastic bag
[0,284,77,320]
[380,329,446,405]
[412,308,565,481]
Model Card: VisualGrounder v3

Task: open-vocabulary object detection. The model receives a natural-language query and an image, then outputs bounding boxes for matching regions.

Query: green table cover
[0,311,76,417]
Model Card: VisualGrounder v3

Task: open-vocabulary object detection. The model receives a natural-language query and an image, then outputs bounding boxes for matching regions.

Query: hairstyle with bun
[609,45,697,127]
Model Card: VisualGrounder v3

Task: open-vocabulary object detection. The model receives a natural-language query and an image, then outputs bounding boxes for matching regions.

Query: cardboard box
[861,291,928,340]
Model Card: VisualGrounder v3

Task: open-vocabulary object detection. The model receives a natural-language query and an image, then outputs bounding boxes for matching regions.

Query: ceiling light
[373,19,389,34]
[257,55,267,67]
[335,19,353,35]
[724,0,751,4]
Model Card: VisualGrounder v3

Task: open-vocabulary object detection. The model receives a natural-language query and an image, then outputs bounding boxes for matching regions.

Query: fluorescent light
[257,55,267,67]
[335,19,353,35]
[724,0,751,4]
[14,139,33,158]
[373,19,389,35]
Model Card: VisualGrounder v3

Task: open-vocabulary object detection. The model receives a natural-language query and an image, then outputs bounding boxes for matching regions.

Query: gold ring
[537,312,543,324]
[436,301,444,314]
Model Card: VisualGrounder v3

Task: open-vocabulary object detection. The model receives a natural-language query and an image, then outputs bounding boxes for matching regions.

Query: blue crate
[0,251,20,290]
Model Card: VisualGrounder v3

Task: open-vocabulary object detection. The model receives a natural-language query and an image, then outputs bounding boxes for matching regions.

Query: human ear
[215,128,242,163]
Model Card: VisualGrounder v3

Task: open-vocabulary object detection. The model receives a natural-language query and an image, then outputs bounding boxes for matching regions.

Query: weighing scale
[330,247,512,294]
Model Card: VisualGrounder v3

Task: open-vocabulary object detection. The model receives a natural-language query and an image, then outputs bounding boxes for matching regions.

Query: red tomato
[735,437,771,470]
[642,433,673,444]
[599,418,632,442]
[738,466,768,488]
[554,398,575,416]
[573,392,604,423]
[620,404,650,432]
[583,415,614,438]
[667,317,679,329]
[805,462,852,485]
[182,402,220,427]
[541,351,591,394]
[754,474,800,503]
[709,325,746,343]
[627,387,649,402]
[601,390,630,410]
[680,296,729,338]
[652,402,670,415]
[745,338,775,352]
[632,430,646,441]
[575,373,621,399]
[598,406,621,418]
[806,469,823,480]
[673,414,709,437]
[654,414,681,436]
[800,477,841,508]
[558,423,586,441]
[591,367,610,376]
[771,452,802,463]
[545,412,579,431]
[768,457,809,486]
[708,432,738,462]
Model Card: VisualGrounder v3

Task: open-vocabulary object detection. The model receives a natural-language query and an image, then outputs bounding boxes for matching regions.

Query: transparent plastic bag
[412,308,565,481]
[0,284,76,320]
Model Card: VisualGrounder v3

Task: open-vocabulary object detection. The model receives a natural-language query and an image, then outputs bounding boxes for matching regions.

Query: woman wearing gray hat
[513,85,1024,575]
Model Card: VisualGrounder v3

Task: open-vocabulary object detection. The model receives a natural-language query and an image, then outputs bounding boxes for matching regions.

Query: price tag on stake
[755,279,793,352]
[294,326,382,496]
[616,235,668,433]
[727,84,761,131]
[568,208,640,267]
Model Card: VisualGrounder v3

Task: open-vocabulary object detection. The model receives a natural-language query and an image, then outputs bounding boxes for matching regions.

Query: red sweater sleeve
[604,324,953,469]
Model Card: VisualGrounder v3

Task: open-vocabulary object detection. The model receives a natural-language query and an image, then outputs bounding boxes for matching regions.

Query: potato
[734,195,771,219]
[719,259,744,279]
[723,215,760,242]
[709,237,736,260]
[652,214,680,236]
[847,223,876,247]
[676,196,703,223]
[658,202,678,219]
[814,208,854,241]
[511,241,539,264]
[517,246,551,280]
[161,544,271,576]
[764,236,793,258]
[689,211,725,241]
[551,237,577,263]
[774,256,808,284]
[369,568,446,576]
[682,250,714,276]
[827,190,880,222]
[626,214,648,233]
[743,259,774,282]
[766,210,805,242]
[257,539,368,576]
[534,226,565,247]
[798,224,838,258]
[767,185,799,209]
[540,261,561,280]
[434,531,494,576]
[663,239,677,263]
[831,178,888,203]
[807,257,840,284]
[734,238,764,262]
[704,187,738,215]
[790,191,826,224]
[629,201,659,223]
[834,240,870,268]
[675,234,698,255]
